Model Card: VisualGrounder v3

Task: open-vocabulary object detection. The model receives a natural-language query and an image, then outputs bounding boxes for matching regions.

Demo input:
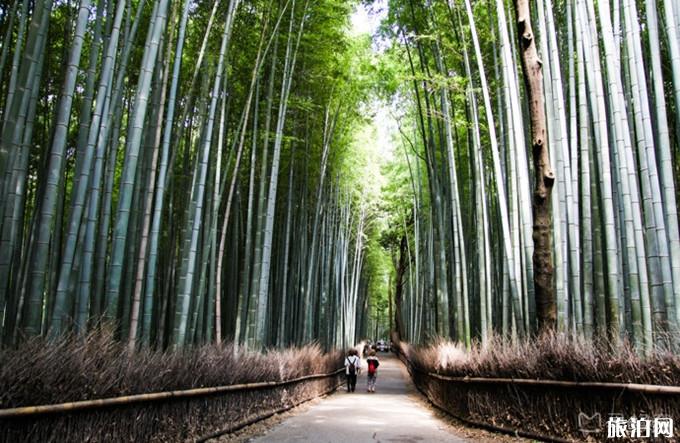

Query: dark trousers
[346,373,357,392]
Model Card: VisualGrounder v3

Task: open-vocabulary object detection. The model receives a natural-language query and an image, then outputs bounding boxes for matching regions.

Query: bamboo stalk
[512,0,556,331]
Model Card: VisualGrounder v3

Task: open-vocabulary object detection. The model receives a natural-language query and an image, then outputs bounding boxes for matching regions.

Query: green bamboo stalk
[461,0,524,334]
[174,0,241,348]
[577,0,621,338]
[645,0,680,320]
[106,0,169,325]
[254,0,308,348]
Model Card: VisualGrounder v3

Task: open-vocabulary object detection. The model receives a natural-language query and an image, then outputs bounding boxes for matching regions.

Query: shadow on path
[249,354,467,443]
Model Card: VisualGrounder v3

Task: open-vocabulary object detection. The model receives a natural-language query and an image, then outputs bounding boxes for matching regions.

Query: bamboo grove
[380,0,680,353]
[2,0,680,357]
[0,0,377,350]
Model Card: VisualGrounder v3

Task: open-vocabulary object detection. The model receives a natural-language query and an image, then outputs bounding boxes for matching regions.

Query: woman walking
[366,350,380,392]
[344,349,361,392]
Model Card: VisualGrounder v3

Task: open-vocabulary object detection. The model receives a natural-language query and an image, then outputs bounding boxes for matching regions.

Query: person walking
[362,342,371,358]
[344,349,361,392]
[366,350,380,392]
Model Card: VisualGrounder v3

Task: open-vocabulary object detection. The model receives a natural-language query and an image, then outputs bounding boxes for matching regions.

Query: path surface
[250,354,467,443]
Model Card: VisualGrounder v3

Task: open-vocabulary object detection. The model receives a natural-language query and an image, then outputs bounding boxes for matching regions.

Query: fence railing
[393,342,680,443]
[0,367,344,418]
[0,367,346,442]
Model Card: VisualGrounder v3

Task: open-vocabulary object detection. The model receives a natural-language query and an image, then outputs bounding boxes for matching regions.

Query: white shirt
[344,355,361,375]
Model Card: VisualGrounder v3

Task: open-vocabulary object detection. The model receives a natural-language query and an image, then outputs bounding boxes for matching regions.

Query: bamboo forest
[1,0,680,441]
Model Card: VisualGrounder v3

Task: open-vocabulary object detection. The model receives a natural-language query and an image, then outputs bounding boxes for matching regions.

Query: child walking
[344,349,361,392]
[366,350,380,392]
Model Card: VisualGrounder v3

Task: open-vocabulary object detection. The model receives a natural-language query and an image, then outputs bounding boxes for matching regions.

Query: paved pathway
[250,354,467,443]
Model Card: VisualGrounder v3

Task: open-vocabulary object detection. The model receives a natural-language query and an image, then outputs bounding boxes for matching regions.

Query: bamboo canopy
[0,0,678,354]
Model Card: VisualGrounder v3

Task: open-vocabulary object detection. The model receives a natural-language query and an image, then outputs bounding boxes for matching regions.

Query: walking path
[250,354,467,443]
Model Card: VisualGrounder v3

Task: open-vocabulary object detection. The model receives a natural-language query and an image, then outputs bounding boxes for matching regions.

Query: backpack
[348,357,357,375]
[368,359,378,375]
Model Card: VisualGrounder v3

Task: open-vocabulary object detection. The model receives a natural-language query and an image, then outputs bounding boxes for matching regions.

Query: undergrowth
[400,332,680,441]
[403,331,680,385]
[0,329,343,409]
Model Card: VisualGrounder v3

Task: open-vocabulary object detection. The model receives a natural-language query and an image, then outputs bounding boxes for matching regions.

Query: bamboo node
[544,171,555,187]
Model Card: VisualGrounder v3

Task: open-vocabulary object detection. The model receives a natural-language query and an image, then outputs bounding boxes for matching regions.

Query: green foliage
[2,0,679,354]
